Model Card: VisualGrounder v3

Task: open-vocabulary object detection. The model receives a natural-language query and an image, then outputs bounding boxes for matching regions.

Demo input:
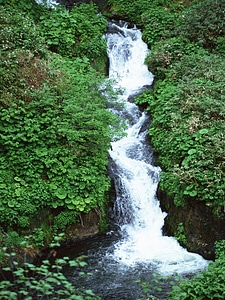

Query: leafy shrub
[39,3,107,59]
[0,0,44,19]
[215,36,225,54]
[145,38,202,79]
[169,241,225,299]
[31,228,46,249]
[176,0,225,50]
[0,3,123,243]
[0,6,48,102]
[0,6,45,54]
[0,247,100,299]
[3,231,24,249]
[175,223,187,247]
[54,210,79,231]
[136,51,225,211]
[0,55,119,227]
[141,4,179,47]
[107,0,186,31]
[107,0,151,24]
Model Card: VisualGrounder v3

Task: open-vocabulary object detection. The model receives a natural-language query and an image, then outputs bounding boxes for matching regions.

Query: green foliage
[175,223,187,247]
[0,6,46,54]
[0,0,44,19]
[136,273,173,299]
[141,3,179,47]
[0,228,51,252]
[215,36,225,54]
[0,247,100,300]
[39,3,107,59]
[0,54,118,227]
[107,0,151,24]
[0,2,124,246]
[0,6,48,102]
[176,0,225,50]
[145,37,202,79]
[169,249,225,299]
[54,210,79,231]
[136,50,225,212]
[3,231,24,249]
[31,228,46,249]
[107,0,186,29]
[215,240,225,259]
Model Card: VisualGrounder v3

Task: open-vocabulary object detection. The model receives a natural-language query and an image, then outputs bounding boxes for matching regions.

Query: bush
[54,210,79,231]
[176,0,225,50]
[169,241,225,299]
[0,6,45,54]
[145,38,202,79]
[39,3,107,59]
[107,0,151,24]
[0,55,119,226]
[0,246,100,299]
[136,51,225,210]
[0,3,123,245]
[141,3,179,47]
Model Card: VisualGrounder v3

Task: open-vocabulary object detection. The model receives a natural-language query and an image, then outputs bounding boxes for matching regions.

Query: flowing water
[60,21,208,299]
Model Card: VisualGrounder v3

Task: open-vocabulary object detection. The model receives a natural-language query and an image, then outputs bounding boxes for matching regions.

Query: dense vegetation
[0,0,123,252]
[108,0,225,214]
[107,0,225,298]
[0,0,122,298]
[0,0,225,298]
[136,240,225,300]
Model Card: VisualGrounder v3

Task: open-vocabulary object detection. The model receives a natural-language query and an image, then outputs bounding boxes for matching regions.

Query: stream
[58,21,208,299]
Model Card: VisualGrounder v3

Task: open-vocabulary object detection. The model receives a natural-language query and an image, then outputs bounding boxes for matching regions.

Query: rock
[158,188,225,260]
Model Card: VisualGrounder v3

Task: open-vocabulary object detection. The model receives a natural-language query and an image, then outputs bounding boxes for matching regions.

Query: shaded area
[56,0,108,10]
[160,189,225,260]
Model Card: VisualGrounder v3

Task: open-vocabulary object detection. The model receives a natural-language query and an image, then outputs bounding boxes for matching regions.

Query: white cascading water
[107,21,208,275]
[35,0,58,7]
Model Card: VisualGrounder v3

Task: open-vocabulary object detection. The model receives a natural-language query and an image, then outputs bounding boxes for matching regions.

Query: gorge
[1,0,225,298]
[56,20,209,300]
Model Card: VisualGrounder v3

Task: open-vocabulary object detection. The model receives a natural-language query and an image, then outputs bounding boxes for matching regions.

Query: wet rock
[65,209,101,239]
[158,189,225,260]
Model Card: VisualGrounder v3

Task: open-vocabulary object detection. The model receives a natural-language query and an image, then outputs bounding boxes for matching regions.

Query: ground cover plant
[137,50,225,210]
[136,241,225,299]
[0,235,100,299]
[1,0,225,298]
[0,0,123,250]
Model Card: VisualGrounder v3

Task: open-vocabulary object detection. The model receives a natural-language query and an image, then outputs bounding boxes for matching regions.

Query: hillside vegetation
[0,0,225,298]
[107,0,225,299]
[108,0,225,215]
[0,0,123,251]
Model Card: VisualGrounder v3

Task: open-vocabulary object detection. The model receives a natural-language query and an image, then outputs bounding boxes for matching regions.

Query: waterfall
[35,0,58,7]
[107,21,208,275]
